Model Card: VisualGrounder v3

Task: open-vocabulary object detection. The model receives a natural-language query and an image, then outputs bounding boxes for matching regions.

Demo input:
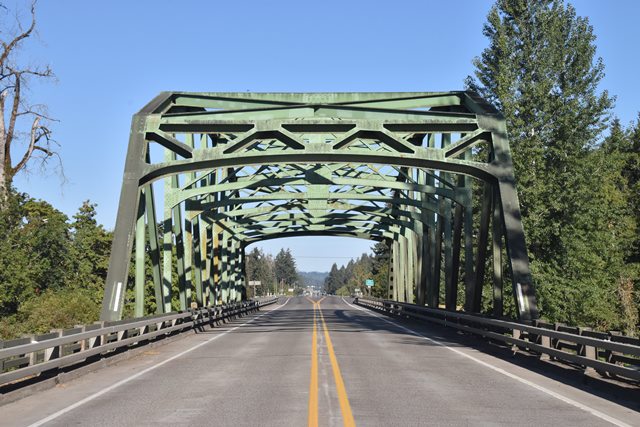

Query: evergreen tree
[371,241,390,298]
[324,263,340,294]
[68,201,112,303]
[467,0,637,329]
[274,248,298,290]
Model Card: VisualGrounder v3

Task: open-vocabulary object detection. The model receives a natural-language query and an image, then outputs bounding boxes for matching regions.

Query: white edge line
[341,297,632,427]
[27,298,290,427]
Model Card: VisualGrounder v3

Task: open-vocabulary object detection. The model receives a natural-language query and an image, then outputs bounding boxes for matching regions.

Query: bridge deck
[2,297,637,426]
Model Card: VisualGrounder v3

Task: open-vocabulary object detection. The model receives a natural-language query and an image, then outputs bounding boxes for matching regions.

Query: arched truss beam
[212,219,403,244]
[199,204,441,235]
[167,172,463,208]
[201,211,412,242]
[139,147,499,186]
[185,202,441,246]
[101,91,538,323]
[244,230,388,245]
[186,191,463,218]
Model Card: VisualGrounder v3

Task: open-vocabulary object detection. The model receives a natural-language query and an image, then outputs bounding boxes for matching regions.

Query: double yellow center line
[307,297,355,427]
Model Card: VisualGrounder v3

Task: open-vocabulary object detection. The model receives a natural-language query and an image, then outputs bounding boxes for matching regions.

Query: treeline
[245,247,299,296]
[0,193,112,339]
[467,0,639,334]
[323,242,390,297]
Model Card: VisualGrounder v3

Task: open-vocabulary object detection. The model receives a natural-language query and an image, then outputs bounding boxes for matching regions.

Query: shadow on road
[225,296,639,413]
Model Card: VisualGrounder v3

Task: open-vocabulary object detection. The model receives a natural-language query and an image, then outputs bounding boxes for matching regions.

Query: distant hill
[298,271,328,288]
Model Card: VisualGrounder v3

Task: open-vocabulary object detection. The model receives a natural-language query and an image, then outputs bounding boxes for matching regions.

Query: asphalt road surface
[1,296,638,426]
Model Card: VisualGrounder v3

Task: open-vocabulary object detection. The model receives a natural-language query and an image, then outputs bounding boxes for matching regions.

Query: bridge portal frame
[100,92,538,322]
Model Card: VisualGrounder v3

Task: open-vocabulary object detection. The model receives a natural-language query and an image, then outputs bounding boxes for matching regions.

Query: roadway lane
[320,297,637,426]
[1,296,637,426]
[2,298,311,427]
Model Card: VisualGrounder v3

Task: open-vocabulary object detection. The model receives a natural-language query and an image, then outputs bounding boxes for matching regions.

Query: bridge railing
[0,298,278,388]
[356,297,640,382]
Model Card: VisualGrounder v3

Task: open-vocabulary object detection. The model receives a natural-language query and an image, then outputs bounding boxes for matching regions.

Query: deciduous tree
[0,1,58,206]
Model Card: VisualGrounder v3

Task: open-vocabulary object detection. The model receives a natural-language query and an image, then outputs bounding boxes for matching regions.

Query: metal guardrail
[0,298,278,388]
[356,297,640,382]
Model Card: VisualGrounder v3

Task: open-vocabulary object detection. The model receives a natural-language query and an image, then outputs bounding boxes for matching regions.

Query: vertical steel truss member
[100,92,539,321]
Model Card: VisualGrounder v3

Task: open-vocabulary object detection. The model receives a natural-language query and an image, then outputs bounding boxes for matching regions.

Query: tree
[619,115,640,265]
[0,193,71,317]
[349,254,373,294]
[324,263,340,294]
[0,196,112,339]
[274,248,298,290]
[0,189,29,316]
[245,247,276,296]
[68,201,112,303]
[467,0,613,255]
[370,241,390,297]
[323,253,377,296]
[0,1,57,206]
[466,0,637,329]
[600,118,640,334]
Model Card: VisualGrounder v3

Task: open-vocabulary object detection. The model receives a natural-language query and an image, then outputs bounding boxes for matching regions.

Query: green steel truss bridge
[100,92,539,322]
[3,93,639,425]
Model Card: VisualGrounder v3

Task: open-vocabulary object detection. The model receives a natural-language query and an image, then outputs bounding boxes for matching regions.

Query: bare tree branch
[16,109,56,120]
[12,115,40,174]
[5,70,21,153]
[0,1,36,66]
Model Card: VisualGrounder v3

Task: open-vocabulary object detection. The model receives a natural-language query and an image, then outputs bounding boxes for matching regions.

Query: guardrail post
[155,321,164,340]
[539,335,552,361]
[91,321,104,349]
[578,327,597,376]
[27,335,37,367]
[550,322,566,359]
[117,327,127,343]
[75,326,87,352]
[205,306,212,327]
[45,330,63,362]
[55,329,67,359]
[607,331,621,366]
[511,329,521,353]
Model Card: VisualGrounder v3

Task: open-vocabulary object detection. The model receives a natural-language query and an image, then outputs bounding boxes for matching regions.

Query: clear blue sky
[10,0,640,271]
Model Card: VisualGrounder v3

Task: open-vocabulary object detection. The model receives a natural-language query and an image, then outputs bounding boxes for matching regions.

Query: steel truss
[100,92,539,321]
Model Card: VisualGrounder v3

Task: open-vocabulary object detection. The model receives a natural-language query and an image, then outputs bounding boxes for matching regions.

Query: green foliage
[335,286,350,297]
[0,191,72,317]
[370,241,390,298]
[274,248,298,289]
[0,191,109,339]
[245,247,276,296]
[324,251,379,296]
[0,287,101,340]
[17,289,99,336]
[68,201,113,304]
[0,190,30,316]
[324,263,341,294]
[469,0,638,331]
